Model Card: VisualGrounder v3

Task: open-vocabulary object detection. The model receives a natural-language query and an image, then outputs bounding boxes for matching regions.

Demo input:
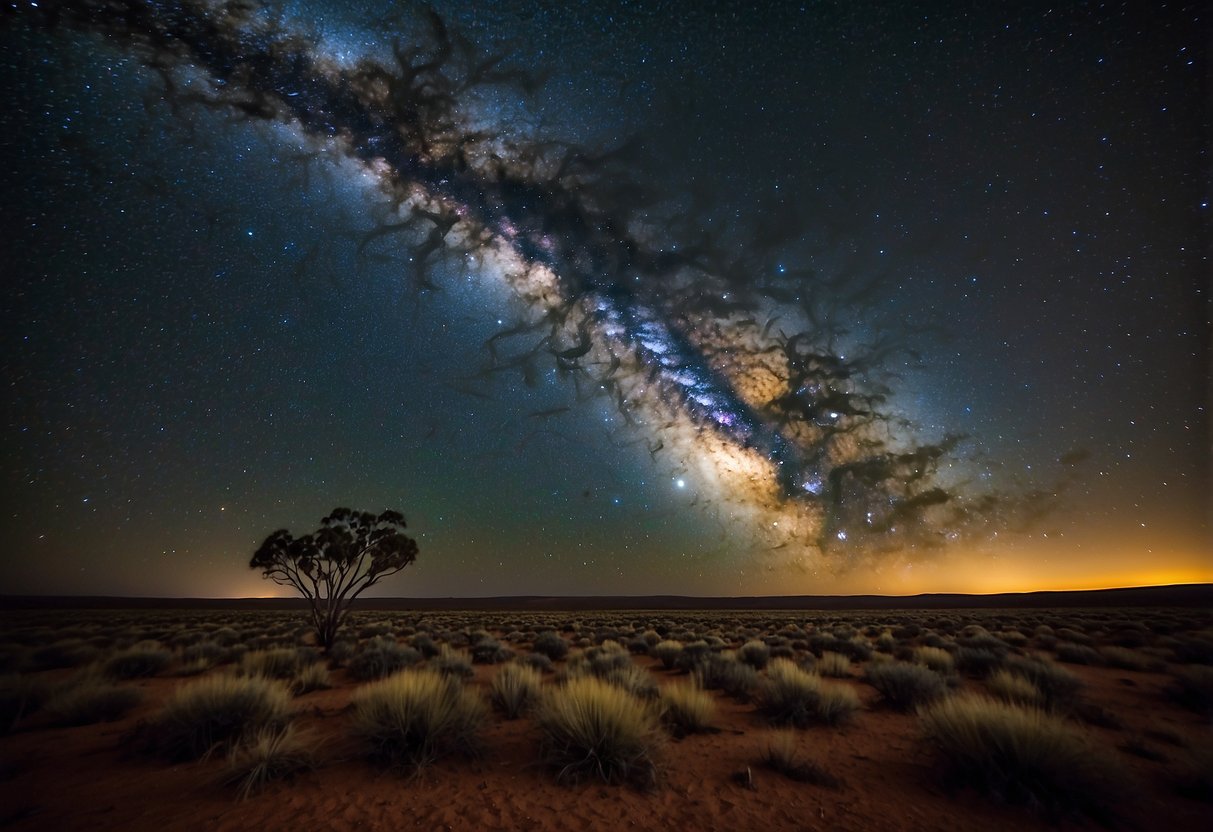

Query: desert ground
[2,604,1211,831]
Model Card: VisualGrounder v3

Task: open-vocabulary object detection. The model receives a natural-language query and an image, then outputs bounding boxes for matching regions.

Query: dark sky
[1,0,1208,598]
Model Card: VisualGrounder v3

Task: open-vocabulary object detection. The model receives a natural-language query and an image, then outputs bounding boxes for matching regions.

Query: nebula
[24,0,1041,570]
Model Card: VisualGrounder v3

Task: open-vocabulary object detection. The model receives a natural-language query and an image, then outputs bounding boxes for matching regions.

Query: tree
[250,508,419,649]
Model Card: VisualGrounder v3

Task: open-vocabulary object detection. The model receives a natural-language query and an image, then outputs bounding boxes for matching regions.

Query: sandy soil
[1,646,1210,831]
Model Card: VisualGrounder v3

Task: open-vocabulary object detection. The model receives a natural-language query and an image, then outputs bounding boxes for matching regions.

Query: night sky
[1,0,1208,598]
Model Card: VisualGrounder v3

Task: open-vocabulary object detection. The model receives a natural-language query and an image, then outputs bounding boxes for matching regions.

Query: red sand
[2,653,1209,832]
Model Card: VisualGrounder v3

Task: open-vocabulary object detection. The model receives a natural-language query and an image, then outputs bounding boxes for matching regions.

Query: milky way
[15,0,1136,577]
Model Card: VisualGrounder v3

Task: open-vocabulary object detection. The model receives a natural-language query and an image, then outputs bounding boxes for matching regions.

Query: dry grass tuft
[139,674,292,760]
[222,724,318,799]
[921,694,1124,821]
[351,669,486,770]
[489,662,543,719]
[762,730,842,786]
[537,676,662,787]
[660,680,716,736]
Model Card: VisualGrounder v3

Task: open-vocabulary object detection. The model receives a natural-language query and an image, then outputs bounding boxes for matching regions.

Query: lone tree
[250,508,419,649]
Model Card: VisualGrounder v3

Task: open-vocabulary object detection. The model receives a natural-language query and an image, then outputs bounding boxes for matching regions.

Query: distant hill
[1,584,1210,611]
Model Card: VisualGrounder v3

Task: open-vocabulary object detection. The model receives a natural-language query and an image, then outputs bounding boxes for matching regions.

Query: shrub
[817,651,852,678]
[351,669,486,769]
[737,640,771,670]
[104,644,173,680]
[986,669,1043,707]
[470,637,513,665]
[864,661,947,712]
[1055,643,1102,665]
[954,647,1002,677]
[518,652,555,673]
[1004,656,1082,710]
[756,659,855,727]
[537,676,661,786]
[920,695,1124,821]
[291,662,331,695]
[660,680,716,736]
[410,633,440,659]
[44,672,142,726]
[762,730,841,786]
[222,725,317,800]
[532,632,569,661]
[182,639,226,665]
[913,646,955,674]
[429,646,474,679]
[649,640,683,670]
[348,638,422,681]
[696,653,758,701]
[29,639,101,671]
[817,681,861,725]
[143,674,292,760]
[673,641,713,674]
[490,663,543,719]
[239,648,303,680]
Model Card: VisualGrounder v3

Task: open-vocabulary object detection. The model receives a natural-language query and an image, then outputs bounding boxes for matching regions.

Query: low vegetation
[222,725,318,799]
[489,662,543,719]
[864,661,947,711]
[351,669,486,769]
[139,674,293,760]
[921,694,1123,821]
[537,675,662,786]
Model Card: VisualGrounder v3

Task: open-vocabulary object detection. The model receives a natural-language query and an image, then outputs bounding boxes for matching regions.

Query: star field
[0,0,1207,598]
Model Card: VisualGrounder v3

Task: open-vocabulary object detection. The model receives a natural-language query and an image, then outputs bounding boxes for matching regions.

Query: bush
[954,647,1002,678]
[649,640,683,670]
[1055,643,1102,665]
[817,651,852,678]
[470,637,513,665]
[45,674,143,726]
[429,645,474,679]
[143,674,292,760]
[695,653,758,701]
[1004,656,1082,710]
[348,638,422,681]
[737,640,771,670]
[291,662,331,695]
[762,730,841,786]
[490,663,543,719]
[239,648,303,680]
[758,660,822,728]
[532,632,569,661]
[222,725,317,800]
[921,695,1124,821]
[757,658,856,727]
[986,669,1043,707]
[537,676,661,787]
[351,670,486,769]
[864,661,947,712]
[518,652,555,673]
[660,680,716,736]
[104,644,173,679]
[28,639,101,671]
[817,681,861,725]
[913,646,955,674]
[410,633,440,659]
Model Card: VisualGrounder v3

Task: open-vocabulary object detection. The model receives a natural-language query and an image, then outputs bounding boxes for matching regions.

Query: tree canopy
[250,508,419,648]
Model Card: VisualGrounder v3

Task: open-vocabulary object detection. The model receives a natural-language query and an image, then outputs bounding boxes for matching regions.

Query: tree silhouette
[250,508,419,648]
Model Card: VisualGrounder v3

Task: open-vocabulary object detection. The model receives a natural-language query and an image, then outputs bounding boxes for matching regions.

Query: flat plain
[1,602,1211,831]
